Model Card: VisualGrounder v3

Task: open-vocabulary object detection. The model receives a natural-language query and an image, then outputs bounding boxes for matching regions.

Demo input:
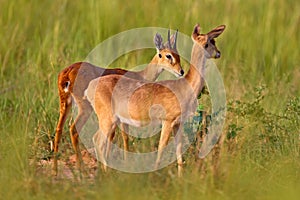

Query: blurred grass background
[0,0,299,199]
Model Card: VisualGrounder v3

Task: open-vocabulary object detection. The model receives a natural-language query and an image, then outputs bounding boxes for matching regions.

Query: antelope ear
[154,33,164,51]
[192,24,201,40]
[163,30,172,49]
[207,25,226,39]
[168,33,175,46]
[160,30,179,50]
[164,34,176,49]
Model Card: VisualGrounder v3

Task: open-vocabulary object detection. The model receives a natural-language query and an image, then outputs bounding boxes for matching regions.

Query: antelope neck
[136,55,162,81]
[185,43,206,95]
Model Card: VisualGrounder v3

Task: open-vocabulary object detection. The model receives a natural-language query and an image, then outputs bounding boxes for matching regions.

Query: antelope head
[154,30,184,77]
[192,24,226,59]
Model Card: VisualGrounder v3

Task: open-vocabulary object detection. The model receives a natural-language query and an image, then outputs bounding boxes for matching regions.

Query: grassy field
[0,0,299,199]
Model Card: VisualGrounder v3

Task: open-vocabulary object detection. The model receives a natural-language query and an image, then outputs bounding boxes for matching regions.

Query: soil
[33,149,98,180]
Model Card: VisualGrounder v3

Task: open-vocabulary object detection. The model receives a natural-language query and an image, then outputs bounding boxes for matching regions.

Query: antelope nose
[215,51,221,58]
[180,69,184,76]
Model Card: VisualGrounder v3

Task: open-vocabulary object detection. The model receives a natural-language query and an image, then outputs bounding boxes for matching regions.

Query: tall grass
[0,0,299,199]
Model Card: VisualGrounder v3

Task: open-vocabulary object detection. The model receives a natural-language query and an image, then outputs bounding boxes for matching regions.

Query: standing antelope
[86,24,225,177]
[53,30,184,175]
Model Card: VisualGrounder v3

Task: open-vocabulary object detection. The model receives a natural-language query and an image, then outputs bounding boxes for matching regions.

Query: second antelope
[86,23,226,177]
[53,30,183,175]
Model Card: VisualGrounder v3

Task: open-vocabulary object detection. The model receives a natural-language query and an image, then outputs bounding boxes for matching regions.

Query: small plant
[226,85,300,160]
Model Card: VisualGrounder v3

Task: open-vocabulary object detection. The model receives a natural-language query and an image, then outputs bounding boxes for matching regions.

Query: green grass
[0,0,300,199]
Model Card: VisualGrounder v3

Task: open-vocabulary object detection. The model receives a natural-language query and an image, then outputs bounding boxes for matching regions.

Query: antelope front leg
[120,123,129,160]
[105,127,116,159]
[92,129,107,173]
[173,123,183,177]
[155,121,173,170]
[96,118,117,172]
[92,130,100,161]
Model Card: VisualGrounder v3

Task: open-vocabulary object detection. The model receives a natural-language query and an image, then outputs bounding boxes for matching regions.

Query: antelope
[53,30,184,176]
[86,24,226,177]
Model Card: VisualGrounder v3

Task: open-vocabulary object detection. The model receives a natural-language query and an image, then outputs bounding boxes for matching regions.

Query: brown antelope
[86,24,225,177]
[53,30,184,175]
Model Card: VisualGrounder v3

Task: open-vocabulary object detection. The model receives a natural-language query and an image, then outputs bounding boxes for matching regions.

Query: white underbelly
[118,115,161,127]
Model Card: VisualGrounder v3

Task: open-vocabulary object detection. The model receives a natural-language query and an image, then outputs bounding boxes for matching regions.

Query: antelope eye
[205,43,209,48]
[166,54,172,59]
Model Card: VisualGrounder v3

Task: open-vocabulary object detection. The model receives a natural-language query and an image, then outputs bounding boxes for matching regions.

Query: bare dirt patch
[33,149,98,180]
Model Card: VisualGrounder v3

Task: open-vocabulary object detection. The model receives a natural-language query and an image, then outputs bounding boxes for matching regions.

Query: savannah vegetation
[0,0,299,199]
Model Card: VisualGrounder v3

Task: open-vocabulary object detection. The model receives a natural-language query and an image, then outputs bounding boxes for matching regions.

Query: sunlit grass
[0,0,299,199]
